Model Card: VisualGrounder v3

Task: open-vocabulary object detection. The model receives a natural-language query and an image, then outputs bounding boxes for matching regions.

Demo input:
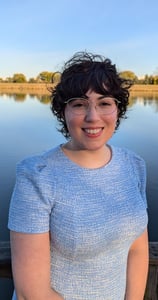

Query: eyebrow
[85,95,111,100]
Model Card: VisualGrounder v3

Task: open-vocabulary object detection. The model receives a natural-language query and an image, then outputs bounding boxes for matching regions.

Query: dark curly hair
[50,51,132,138]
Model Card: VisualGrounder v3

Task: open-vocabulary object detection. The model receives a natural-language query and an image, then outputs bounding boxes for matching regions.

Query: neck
[61,143,112,169]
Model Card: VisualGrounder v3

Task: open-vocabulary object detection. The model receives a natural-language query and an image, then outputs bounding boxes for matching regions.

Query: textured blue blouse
[8,145,148,300]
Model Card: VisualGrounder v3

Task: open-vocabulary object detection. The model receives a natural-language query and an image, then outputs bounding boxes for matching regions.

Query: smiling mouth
[83,128,103,135]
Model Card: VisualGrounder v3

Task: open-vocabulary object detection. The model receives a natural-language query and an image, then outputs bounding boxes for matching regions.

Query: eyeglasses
[64,97,120,115]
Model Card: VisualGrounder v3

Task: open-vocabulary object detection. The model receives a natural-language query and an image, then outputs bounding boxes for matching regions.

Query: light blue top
[8,145,148,300]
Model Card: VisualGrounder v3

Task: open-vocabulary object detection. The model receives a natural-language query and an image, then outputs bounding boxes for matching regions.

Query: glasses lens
[97,98,117,115]
[67,98,88,115]
[66,97,118,115]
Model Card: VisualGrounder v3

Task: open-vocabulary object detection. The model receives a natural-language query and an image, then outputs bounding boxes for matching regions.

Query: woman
[8,52,148,300]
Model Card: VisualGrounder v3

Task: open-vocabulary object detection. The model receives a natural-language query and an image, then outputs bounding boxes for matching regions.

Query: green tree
[37,71,54,83]
[12,73,27,83]
[148,75,154,84]
[51,72,61,83]
[28,77,37,83]
[5,77,13,82]
[144,74,150,84]
[154,76,158,85]
[119,70,138,83]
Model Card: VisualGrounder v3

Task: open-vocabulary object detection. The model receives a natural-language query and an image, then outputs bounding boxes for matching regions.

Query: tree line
[119,71,158,85]
[0,70,158,84]
[0,72,61,84]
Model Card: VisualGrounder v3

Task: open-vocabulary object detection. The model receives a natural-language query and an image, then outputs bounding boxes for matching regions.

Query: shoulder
[111,145,146,178]
[16,145,61,176]
[112,145,145,164]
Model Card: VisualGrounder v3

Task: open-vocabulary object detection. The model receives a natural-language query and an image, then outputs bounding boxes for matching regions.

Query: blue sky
[1,0,158,79]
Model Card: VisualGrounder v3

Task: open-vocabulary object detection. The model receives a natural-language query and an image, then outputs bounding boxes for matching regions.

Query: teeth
[84,128,101,134]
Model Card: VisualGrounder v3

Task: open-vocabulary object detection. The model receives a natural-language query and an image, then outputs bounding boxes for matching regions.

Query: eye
[69,99,86,108]
[99,100,113,107]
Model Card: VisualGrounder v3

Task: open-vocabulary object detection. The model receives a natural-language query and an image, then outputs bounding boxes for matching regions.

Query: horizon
[0,71,157,82]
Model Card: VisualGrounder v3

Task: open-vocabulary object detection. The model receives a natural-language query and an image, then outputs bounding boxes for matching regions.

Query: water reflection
[129,95,158,113]
[0,92,51,103]
[1,92,158,111]
[130,94,158,101]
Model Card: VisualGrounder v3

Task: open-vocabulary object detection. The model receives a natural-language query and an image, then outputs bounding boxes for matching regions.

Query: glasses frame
[64,96,121,116]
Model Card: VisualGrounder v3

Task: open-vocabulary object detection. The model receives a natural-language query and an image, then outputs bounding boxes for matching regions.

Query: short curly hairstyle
[50,51,132,138]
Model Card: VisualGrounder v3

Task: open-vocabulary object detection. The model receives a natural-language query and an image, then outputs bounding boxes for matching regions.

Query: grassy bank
[1,83,158,95]
[130,84,158,93]
[0,83,52,95]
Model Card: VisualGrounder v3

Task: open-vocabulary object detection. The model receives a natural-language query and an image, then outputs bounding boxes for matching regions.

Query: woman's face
[64,90,118,151]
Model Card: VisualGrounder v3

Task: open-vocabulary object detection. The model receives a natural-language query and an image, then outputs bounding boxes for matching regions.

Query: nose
[84,104,100,122]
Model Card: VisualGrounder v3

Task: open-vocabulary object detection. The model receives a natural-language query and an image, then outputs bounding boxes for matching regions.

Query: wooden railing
[0,241,158,299]
[144,242,158,299]
[0,241,12,278]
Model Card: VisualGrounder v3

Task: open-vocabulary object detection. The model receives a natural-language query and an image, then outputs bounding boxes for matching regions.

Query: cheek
[64,110,73,128]
[65,112,74,126]
[103,111,118,124]
[64,111,81,132]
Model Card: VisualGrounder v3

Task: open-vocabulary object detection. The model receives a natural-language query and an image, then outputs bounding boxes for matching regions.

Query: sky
[0,0,158,80]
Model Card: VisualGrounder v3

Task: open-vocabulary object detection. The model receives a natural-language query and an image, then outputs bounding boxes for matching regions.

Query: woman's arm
[10,231,64,300]
[124,228,149,300]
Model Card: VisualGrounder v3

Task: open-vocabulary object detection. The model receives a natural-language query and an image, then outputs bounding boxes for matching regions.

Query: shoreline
[0,83,158,95]
[0,83,52,95]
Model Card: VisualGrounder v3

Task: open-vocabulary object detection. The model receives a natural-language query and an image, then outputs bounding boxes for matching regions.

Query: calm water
[0,93,158,299]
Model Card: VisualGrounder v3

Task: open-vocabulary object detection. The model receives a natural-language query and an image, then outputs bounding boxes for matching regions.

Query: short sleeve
[8,156,54,233]
[131,153,148,209]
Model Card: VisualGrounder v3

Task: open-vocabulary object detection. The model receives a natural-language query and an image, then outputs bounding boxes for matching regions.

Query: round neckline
[59,144,114,171]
